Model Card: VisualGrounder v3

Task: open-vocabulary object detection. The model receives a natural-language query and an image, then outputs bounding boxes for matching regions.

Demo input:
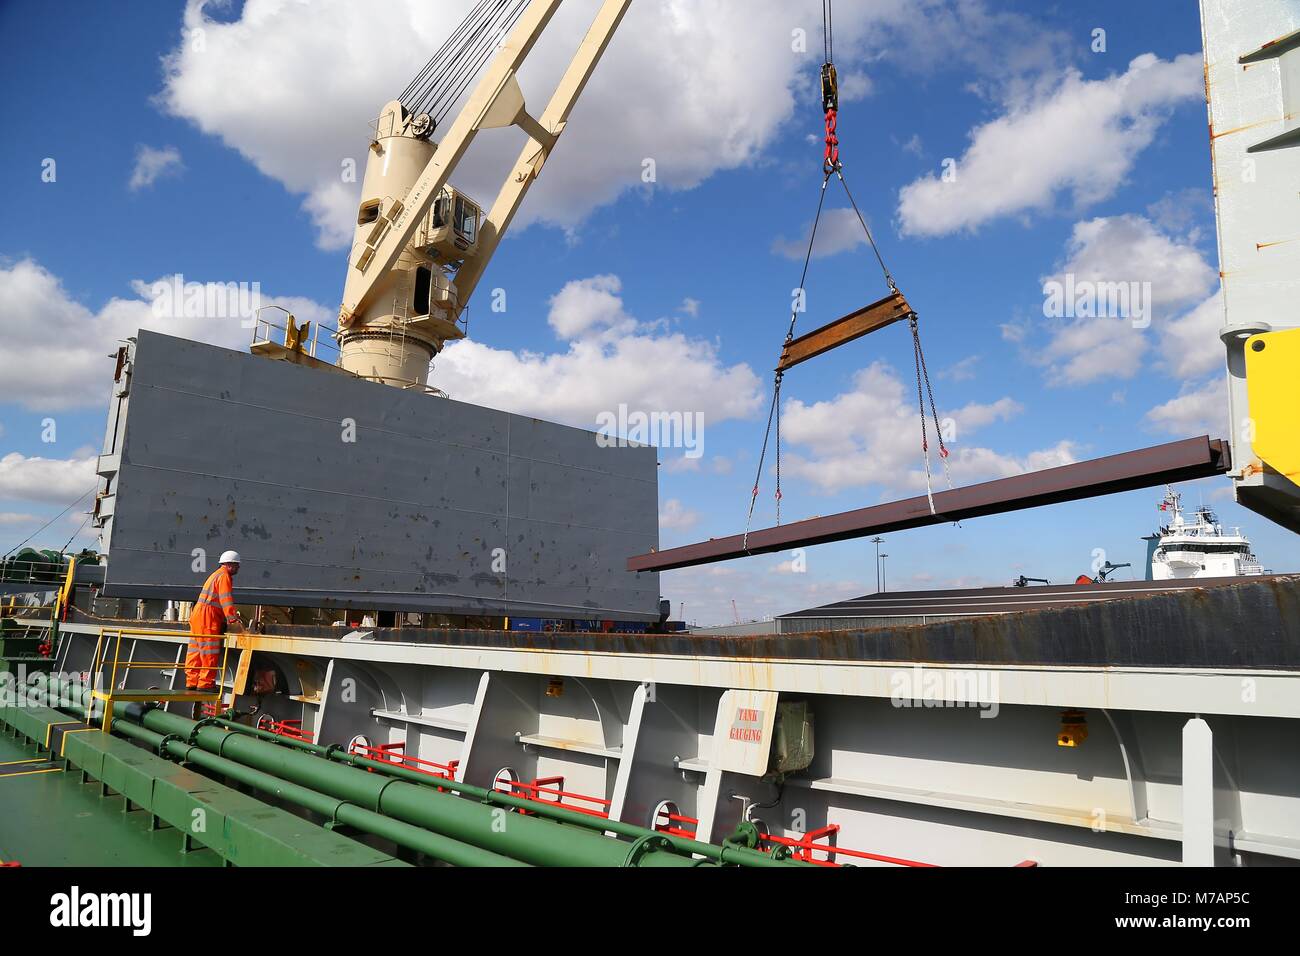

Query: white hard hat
[219,550,242,565]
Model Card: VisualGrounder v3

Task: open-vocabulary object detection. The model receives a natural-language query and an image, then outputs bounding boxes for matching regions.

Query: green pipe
[14,683,522,867]
[29,682,745,865]
[43,679,711,867]
[170,711,706,867]
[208,715,796,868]
[110,719,526,867]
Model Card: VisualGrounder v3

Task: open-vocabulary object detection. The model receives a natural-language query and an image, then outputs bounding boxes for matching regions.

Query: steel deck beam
[776,289,914,373]
[628,436,1231,572]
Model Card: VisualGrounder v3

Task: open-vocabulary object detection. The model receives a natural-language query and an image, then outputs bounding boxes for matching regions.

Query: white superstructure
[1149,487,1266,579]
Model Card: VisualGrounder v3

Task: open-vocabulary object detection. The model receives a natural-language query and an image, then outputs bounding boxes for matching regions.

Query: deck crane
[331,0,629,389]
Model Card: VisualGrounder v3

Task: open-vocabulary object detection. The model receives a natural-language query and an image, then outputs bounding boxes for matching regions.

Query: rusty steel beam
[776,289,914,372]
[628,436,1231,573]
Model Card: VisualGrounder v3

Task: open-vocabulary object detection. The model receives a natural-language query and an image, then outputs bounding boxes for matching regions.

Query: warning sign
[729,707,765,742]
[713,690,778,774]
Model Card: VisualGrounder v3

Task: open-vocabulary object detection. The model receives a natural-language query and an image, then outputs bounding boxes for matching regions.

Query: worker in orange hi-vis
[186,550,245,717]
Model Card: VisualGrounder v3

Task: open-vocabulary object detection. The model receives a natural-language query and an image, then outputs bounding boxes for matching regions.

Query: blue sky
[1,0,1295,624]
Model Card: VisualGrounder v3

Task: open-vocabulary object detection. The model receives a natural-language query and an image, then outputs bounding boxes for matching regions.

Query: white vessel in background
[1146,487,1267,580]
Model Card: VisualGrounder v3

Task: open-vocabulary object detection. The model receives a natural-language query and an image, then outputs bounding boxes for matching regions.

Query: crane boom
[338,0,630,392]
[453,0,630,310]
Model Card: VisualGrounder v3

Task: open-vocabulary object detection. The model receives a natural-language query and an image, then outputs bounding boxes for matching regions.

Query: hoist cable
[402,0,493,107]
[744,171,832,546]
[835,167,896,292]
[402,0,498,113]
[912,321,937,515]
[1,488,95,560]
[744,0,949,531]
[400,0,529,127]
[822,0,834,64]
[915,317,953,490]
[743,383,782,551]
[423,5,512,123]
[59,512,94,555]
[432,0,530,126]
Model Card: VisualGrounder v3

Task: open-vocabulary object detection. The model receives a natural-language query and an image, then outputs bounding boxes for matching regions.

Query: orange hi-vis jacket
[191,566,240,634]
[187,566,239,691]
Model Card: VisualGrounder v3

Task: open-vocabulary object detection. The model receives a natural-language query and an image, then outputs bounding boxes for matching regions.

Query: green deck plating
[0,704,408,867]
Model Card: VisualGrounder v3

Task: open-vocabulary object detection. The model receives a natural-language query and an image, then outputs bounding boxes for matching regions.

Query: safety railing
[255,715,315,744]
[759,824,938,867]
[0,558,68,585]
[87,626,230,734]
[756,824,1036,867]
[350,741,458,783]
[652,805,700,840]
[493,775,611,818]
[248,305,340,363]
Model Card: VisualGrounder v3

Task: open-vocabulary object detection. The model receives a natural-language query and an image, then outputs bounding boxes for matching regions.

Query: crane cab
[417,187,481,264]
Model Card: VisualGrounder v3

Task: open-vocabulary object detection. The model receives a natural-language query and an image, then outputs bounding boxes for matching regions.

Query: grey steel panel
[99,331,660,619]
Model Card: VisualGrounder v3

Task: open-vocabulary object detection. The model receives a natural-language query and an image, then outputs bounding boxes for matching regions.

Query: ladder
[86,626,232,734]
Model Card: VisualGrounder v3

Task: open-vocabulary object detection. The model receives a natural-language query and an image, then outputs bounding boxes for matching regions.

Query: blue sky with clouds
[1,0,1295,624]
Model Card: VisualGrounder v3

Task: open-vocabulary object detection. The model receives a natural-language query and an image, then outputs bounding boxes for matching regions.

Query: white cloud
[1161,290,1225,380]
[0,258,332,411]
[434,274,762,428]
[897,53,1202,237]
[0,512,40,527]
[1146,377,1227,437]
[939,355,980,382]
[160,0,825,248]
[658,498,700,532]
[779,362,1073,494]
[158,0,1070,250]
[662,456,700,475]
[678,298,701,318]
[660,563,869,628]
[129,145,184,191]
[837,70,873,103]
[771,208,871,261]
[1033,215,1218,386]
[546,275,633,339]
[0,452,98,506]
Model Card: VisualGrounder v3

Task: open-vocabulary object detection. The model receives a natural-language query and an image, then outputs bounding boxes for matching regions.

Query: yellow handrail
[89,625,230,733]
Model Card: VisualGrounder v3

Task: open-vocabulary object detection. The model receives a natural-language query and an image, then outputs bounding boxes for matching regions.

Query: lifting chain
[822,63,840,174]
[910,315,952,515]
[744,0,950,534]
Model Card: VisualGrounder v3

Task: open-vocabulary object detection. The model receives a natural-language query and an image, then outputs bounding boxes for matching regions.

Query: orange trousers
[185,626,222,690]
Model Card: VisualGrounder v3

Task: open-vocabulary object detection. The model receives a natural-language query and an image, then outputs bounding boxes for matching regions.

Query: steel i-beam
[629,436,1231,573]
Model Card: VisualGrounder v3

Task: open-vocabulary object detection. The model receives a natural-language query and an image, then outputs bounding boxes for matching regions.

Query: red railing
[653,806,699,839]
[350,741,458,783]
[758,823,1037,867]
[759,823,941,867]
[493,775,611,818]
[260,718,314,743]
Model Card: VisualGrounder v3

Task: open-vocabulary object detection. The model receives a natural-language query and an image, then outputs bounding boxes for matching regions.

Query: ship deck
[0,732,220,867]
[60,573,1300,671]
